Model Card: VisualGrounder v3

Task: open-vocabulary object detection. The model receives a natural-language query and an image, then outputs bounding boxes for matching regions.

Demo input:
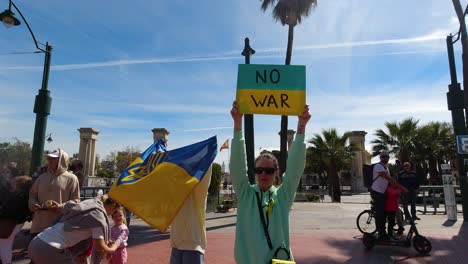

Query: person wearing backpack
[370,151,405,241]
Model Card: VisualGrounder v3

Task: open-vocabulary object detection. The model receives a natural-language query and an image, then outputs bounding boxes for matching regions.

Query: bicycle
[356,201,377,234]
[356,200,405,235]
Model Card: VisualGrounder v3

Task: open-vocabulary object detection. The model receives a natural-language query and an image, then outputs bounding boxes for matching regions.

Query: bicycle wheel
[356,210,377,234]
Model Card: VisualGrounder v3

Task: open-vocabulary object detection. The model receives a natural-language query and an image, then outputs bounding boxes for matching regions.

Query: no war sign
[236,64,306,116]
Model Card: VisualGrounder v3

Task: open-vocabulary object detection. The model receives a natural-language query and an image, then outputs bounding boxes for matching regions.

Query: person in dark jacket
[398,162,420,221]
[0,175,33,264]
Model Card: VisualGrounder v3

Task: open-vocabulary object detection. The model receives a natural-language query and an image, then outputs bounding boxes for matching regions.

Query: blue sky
[0,0,463,166]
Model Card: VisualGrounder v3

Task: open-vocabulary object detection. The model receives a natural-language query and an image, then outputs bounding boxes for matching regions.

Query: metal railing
[80,186,111,200]
[419,185,462,214]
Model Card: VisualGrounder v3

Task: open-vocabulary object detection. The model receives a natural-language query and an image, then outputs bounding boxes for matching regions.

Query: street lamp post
[0,0,52,176]
[241,37,256,184]
[446,34,468,221]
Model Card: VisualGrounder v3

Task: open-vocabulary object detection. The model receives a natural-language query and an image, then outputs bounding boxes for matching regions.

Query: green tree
[260,0,318,173]
[0,139,32,175]
[114,146,141,174]
[372,117,419,162]
[304,147,327,189]
[308,129,357,202]
[208,163,222,197]
[96,146,140,177]
[414,122,456,183]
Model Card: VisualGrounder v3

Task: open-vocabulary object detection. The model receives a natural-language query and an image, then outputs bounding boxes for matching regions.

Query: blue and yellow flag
[109,136,217,232]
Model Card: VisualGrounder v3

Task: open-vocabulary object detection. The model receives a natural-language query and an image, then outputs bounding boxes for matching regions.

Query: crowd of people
[2,100,428,263]
[0,150,130,264]
[0,101,312,264]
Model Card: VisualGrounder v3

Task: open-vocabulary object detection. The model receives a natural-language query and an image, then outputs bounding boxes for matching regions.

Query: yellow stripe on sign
[236,89,305,116]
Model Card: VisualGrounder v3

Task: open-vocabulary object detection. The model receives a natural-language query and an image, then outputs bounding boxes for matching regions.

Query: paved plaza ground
[11,194,468,263]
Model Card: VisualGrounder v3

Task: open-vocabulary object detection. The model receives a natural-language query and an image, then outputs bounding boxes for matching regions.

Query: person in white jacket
[169,154,212,264]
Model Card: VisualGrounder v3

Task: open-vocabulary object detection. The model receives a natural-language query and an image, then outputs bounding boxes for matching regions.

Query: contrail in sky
[0,33,446,71]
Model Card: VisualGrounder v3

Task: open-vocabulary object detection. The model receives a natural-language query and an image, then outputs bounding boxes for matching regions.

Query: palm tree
[304,146,328,190]
[307,129,357,202]
[414,122,456,183]
[260,0,318,174]
[371,117,419,162]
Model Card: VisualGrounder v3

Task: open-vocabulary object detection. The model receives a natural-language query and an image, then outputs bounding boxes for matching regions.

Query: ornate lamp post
[0,0,53,175]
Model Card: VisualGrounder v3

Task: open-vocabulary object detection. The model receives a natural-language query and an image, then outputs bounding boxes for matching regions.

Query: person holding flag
[168,141,213,264]
[229,101,311,263]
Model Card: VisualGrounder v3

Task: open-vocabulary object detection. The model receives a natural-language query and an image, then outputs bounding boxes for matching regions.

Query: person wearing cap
[370,151,405,240]
[28,149,80,239]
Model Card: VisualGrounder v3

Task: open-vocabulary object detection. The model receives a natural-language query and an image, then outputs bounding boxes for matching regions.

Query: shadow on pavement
[206,214,237,221]
[206,223,236,232]
[294,222,468,264]
[442,219,457,227]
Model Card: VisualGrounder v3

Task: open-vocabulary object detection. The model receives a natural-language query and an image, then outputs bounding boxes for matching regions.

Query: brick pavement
[12,195,468,263]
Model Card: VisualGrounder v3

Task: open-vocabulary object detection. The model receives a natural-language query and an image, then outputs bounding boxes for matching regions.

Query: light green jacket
[230,131,306,264]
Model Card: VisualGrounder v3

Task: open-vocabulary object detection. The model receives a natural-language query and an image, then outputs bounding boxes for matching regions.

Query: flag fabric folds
[109,136,218,232]
[220,139,229,152]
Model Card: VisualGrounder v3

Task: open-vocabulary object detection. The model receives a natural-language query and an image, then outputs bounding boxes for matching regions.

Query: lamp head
[46,134,53,143]
[0,9,20,28]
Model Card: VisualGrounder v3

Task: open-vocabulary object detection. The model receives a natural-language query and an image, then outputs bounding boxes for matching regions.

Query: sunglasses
[254,167,276,175]
[380,156,389,158]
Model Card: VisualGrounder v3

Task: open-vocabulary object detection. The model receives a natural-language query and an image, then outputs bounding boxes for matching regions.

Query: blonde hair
[100,194,117,206]
[255,151,279,169]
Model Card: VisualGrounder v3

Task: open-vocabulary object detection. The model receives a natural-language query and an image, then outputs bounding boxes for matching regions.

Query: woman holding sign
[229,101,310,263]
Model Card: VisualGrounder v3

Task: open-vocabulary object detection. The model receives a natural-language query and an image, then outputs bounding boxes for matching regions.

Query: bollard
[442,164,457,220]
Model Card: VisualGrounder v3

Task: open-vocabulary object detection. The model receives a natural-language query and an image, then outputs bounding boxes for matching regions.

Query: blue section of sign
[456,135,468,154]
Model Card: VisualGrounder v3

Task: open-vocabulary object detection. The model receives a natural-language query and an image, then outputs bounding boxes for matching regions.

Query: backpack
[363,163,380,190]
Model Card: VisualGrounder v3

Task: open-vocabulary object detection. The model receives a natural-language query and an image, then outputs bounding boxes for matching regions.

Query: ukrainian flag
[108,136,217,232]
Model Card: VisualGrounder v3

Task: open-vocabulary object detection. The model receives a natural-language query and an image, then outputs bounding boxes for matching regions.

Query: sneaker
[413,216,421,221]
[397,226,405,235]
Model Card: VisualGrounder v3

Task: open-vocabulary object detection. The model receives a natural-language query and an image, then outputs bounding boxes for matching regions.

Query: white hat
[46,149,60,158]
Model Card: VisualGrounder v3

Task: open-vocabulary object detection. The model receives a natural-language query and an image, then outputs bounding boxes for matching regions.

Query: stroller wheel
[362,233,376,250]
[413,235,432,254]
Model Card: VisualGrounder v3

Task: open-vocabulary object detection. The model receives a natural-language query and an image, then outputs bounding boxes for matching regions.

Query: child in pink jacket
[109,207,129,264]
[385,182,407,238]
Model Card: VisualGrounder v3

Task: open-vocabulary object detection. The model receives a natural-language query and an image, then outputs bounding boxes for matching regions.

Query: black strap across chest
[255,191,273,250]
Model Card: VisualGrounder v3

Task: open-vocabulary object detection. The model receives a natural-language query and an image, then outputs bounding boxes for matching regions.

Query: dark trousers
[386,212,396,235]
[402,190,417,219]
[371,190,387,235]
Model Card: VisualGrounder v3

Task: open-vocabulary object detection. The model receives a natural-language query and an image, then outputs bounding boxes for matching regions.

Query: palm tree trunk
[328,164,341,202]
[399,150,410,163]
[428,158,439,184]
[285,24,294,65]
[280,24,295,175]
